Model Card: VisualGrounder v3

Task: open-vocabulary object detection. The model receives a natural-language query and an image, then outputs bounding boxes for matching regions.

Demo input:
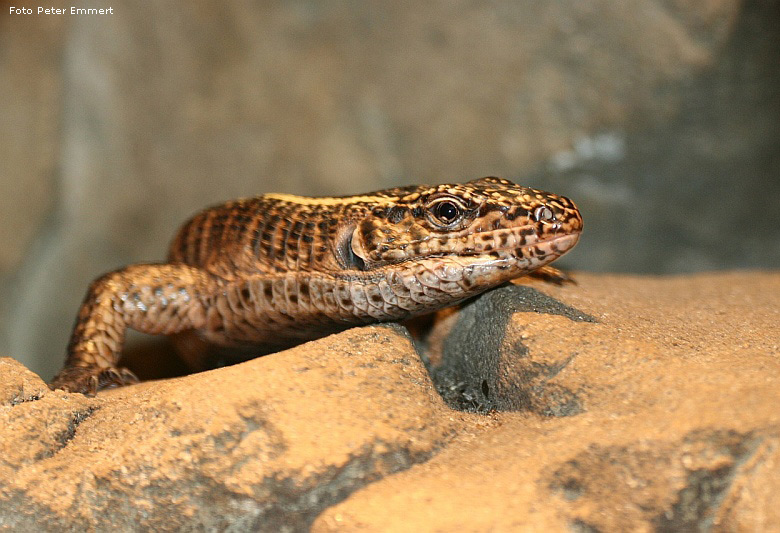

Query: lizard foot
[49,366,139,397]
[526,265,575,285]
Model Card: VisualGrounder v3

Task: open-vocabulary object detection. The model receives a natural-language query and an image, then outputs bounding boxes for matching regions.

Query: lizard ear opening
[334,224,367,271]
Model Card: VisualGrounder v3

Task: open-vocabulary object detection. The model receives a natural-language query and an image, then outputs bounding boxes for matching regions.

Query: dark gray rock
[430,284,596,413]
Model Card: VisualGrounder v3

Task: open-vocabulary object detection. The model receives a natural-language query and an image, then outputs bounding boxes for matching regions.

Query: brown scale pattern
[50,177,583,395]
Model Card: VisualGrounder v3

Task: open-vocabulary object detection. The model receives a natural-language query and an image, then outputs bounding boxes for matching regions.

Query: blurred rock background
[1,0,778,379]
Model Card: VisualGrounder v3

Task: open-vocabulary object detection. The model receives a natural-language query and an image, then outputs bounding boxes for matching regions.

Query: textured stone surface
[3,0,779,379]
[315,272,780,531]
[0,325,464,531]
[1,272,779,531]
[429,284,597,414]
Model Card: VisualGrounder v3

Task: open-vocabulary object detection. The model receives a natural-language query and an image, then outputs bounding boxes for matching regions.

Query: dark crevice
[263,439,444,530]
[547,429,767,532]
[570,519,602,533]
[89,436,450,532]
[35,406,99,460]
[654,430,763,532]
[8,389,44,406]
[426,284,596,413]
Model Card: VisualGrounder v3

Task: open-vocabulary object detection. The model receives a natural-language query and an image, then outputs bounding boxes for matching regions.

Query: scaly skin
[49,177,583,395]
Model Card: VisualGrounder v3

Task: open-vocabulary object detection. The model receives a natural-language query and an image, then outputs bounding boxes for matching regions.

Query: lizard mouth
[455,227,581,259]
[344,224,581,272]
[455,232,580,267]
[532,232,581,257]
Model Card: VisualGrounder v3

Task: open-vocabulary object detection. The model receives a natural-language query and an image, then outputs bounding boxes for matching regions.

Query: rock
[314,272,780,531]
[1,272,779,531]
[428,284,597,414]
[0,357,50,405]
[0,325,463,531]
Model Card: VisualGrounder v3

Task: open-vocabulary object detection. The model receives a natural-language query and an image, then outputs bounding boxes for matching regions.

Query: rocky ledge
[1,272,778,531]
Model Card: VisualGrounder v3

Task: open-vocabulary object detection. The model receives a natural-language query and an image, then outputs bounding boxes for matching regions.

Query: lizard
[49,177,583,395]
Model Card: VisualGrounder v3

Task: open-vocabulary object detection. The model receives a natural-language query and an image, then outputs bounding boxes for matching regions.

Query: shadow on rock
[421,284,597,414]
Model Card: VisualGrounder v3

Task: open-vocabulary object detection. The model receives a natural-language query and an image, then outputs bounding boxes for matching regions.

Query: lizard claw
[526,265,576,285]
[96,367,139,391]
[50,366,139,397]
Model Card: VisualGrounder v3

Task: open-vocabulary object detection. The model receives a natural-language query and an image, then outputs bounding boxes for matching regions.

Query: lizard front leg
[49,263,216,395]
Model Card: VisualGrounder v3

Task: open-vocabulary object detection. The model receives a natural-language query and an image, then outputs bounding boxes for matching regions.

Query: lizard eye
[534,205,555,222]
[429,199,463,227]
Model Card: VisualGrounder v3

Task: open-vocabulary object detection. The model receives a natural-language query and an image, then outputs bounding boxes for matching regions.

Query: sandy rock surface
[1,272,778,531]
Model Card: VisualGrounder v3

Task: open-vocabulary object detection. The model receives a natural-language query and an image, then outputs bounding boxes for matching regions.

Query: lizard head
[342,177,582,280]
